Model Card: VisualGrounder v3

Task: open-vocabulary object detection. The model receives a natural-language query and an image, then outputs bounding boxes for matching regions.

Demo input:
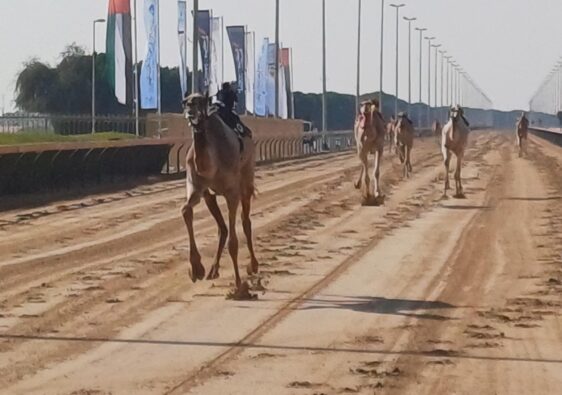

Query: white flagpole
[221,17,225,84]
[133,0,139,136]
[157,0,161,138]
[290,47,295,119]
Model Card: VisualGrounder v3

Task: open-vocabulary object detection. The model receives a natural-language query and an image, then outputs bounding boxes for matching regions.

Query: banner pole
[290,47,295,119]
[192,0,199,94]
[134,0,139,136]
[253,32,256,115]
[221,17,225,84]
[157,0,161,138]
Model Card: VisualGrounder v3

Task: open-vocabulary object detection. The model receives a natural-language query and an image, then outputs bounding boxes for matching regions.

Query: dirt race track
[0,131,561,395]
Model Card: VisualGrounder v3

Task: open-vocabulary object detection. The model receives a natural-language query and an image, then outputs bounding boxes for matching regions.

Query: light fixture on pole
[92,18,106,134]
[403,16,416,114]
[390,3,405,118]
[424,36,435,128]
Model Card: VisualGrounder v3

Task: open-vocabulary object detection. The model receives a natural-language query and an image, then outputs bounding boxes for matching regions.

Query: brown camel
[181,93,258,293]
[441,105,470,198]
[394,112,415,178]
[354,99,386,205]
[516,111,529,157]
[386,116,397,153]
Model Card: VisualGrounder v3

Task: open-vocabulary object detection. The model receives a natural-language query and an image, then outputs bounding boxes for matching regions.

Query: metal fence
[0,114,147,136]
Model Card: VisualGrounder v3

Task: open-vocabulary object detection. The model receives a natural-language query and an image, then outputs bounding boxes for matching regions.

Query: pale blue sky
[0,0,561,112]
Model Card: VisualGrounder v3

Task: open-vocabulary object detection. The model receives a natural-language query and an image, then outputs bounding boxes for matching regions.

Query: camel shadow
[441,204,491,211]
[297,295,456,321]
[503,196,562,202]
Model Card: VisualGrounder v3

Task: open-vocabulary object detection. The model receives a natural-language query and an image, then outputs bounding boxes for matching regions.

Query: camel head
[182,92,210,131]
[450,105,464,122]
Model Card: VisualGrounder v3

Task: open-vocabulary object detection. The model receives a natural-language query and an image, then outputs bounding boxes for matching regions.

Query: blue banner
[140,0,159,109]
[197,10,211,91]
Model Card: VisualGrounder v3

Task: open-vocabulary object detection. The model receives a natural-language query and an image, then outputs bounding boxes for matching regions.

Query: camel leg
[181,196,206,283]
[359,154,371,200]
[372,149,382,198]
[226,194,242,288]
[354,163,364,190]
[443,150,452,197]
[454,154,465,198]
[204,192,227,280]
[407,145,413,174]
[241,193,259,275]
[404,145,410,178]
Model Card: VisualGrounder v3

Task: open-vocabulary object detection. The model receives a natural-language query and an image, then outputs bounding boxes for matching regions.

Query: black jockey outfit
[216,83,251,139]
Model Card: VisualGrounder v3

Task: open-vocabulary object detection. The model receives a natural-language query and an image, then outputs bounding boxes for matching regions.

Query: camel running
[181,93,258,293]
[354,98,386,205]
[432,119,442,143]
[386,116,397,153]
[394,112,415,178]
[441,105,470,198]
[516,111,529,157]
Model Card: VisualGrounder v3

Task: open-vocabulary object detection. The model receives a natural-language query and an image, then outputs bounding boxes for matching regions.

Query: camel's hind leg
[354,165,364,190]
[454,154,465,198]
[359,153,371,200]
[204,192,227,280]
[181,192,206,282]
[226,194,242,288]
[241,192,259,275]
[407,145,413,174]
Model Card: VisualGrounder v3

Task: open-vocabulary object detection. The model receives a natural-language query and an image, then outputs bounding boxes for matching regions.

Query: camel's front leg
[226,194,242,288]
[454,154,465,198]
[372,149,382,198]
[442,150,451,197]
[241,193,259,275]
[181,191,206,282]
[204,192,227,280]
[406,145,413,174]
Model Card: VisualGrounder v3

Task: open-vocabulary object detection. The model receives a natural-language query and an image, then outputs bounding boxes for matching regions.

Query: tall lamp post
[445,56,452,106]
[379,0,385,107]
[403,16,416,114]
[390,3,405,118]
[439,49,446,122]
[431,43,441,109]
[356,0,362,112]
[424,36,435,128]
[92,18,106,134]
[415,27,426,128]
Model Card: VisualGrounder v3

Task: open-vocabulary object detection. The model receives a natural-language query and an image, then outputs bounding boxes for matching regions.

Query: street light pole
[92,18,105,134]
[322,0,327,132]
[390,3,405,118]
[403,16,416,114]
[379,0,385,107]
[424,36,435,128]
[275,0,280,118]
[439,50,445,122]
[432,44,441,109]
[192,0,199,94]
[356,0,362,112]
[415,27,426,128]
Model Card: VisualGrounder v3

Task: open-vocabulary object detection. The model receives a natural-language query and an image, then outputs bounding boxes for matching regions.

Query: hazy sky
[0,0,561,112]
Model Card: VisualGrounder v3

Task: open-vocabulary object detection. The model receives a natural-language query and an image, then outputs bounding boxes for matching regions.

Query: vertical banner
[209,17,222,96]
[245,32,255,115]
[177,1,187,97]
[106,0,133,105]
[280,48,292,118]
[140,0,159,109]
[267,42,277,116]
[226,25,246,113]
[197,10,211,92]
[255,37,269,117]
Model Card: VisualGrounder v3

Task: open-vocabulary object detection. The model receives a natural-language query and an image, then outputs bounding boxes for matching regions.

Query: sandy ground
[0,131,560,395]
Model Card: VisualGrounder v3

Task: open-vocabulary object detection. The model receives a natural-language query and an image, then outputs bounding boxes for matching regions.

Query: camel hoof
[354,182,361,190]
[247,260,259,275]
[453,193,466,199]
[226,281,257,301]
[361,195,385,207]
[441,194,449,200]
[206,265,220,280]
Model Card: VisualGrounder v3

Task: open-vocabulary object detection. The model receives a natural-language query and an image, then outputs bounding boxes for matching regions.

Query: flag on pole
[245,32,255,115]
[255,38,269,117]
[226,26,246,113]
[140,0,159,109]
[106,0,133,105]
[197,10,211,92]
[177,1,188,97]
[281,48,293,118]
[209,17,222,96]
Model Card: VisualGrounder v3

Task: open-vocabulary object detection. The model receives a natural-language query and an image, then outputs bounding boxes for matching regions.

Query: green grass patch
[0,131,137,146]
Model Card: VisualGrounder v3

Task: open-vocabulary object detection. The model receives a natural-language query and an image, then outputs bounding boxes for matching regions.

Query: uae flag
[106,0,133,105]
